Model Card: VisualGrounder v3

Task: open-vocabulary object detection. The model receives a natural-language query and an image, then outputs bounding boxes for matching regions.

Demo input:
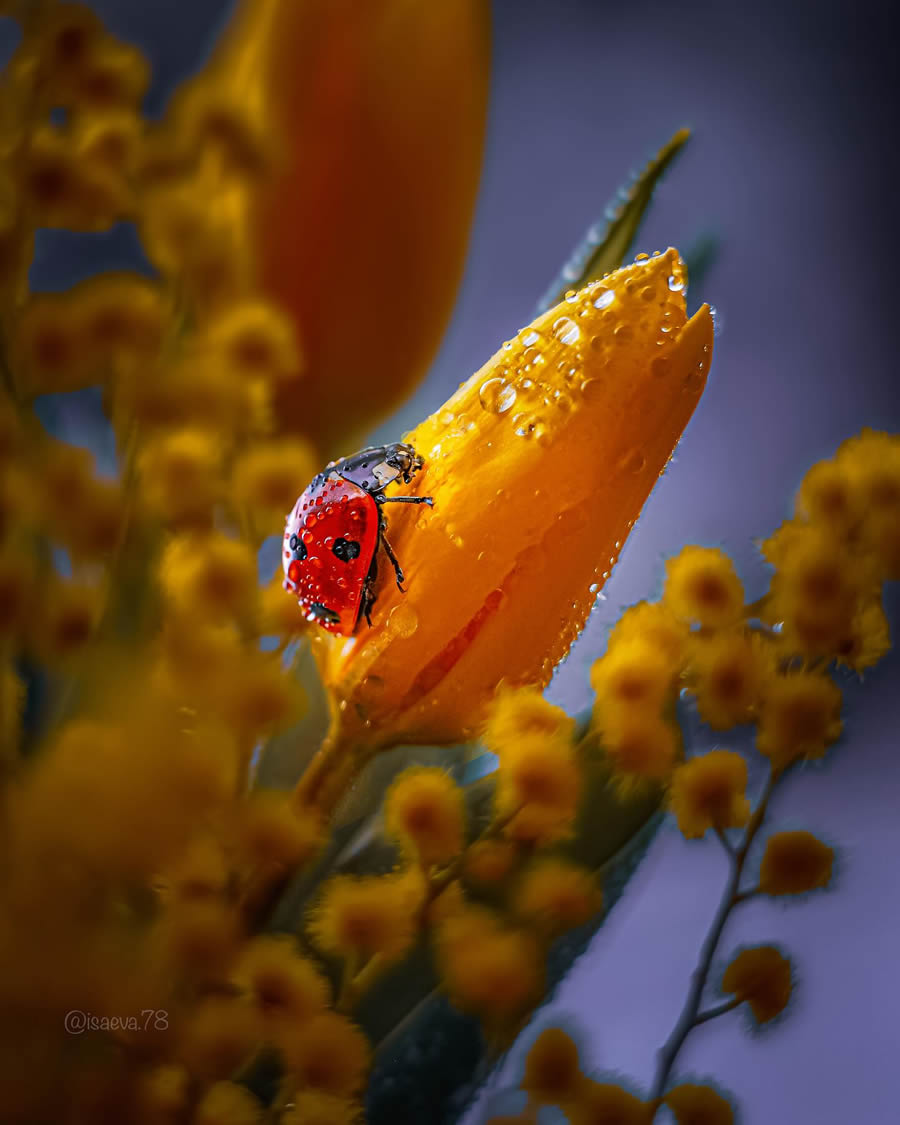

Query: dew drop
[667,275,685,292]
[479,377,517,414]
[613,324,633,343]
[564,289,578,303]
[589,582,600,594]
[388,602,419,639]
[635,252,649,261]
[552,316,580,346]
[519,328,541,347]
[593,288,615,309]
[619,449,646,474]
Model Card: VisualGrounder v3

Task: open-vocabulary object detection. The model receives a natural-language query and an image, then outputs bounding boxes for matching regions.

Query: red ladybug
[282,442,433,635]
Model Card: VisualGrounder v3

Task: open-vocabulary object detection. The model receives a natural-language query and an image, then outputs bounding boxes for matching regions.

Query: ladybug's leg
[379,527,406,592]
[359,556,379,628]
[379,496,434,506]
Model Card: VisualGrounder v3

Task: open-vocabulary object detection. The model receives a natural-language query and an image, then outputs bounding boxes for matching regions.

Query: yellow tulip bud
[298,250,712,812]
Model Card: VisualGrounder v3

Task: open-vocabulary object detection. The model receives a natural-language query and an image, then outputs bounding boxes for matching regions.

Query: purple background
[5,1,899,1121]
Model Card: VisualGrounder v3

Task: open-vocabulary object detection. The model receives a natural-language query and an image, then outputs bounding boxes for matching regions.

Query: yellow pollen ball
[664,1083,735,1125]
[606,600,691,669]
[512,858,602,937]
[758,830,834,896]
[522,1027,584,1106]
[384,766,465,866]
[279,1012,371,1098]
[483,686,576,757]
[721,945,792,1024]
[233,935,329,1029]
[668,750,750,839]
[496,735,582,817]
[599,708,678,793]
[664,546,745,629]
[755,672,843,769]
[566,1080,651,1125]
[590,636,674,713]
[308,872,423,962]
[687,630,776,730]
[193,1082,263,1125]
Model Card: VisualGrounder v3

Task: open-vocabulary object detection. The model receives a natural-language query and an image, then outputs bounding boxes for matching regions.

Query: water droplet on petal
[479,377,517,414]
[552,317,580,346]
[619,449,646,474]
[593,288,615,309]
[519,328,541,347]
[668,275,685,292]
[388,602,418,639]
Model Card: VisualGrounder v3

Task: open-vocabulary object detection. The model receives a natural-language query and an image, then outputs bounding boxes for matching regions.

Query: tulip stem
[648,764,781,1109]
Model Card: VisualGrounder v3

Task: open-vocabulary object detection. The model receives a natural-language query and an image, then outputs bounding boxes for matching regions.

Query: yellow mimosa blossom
[434,908,544,1025]
[755,671,842,769]
[193,1082,263,1125]
[496,735,582,819]
[567,1081,651,1125]
[463,837,520,887]
[234,790,324,873]
[664,1083,735,1125]
[220,651,302,738]
[686,629,776,730]
[282,1092,364,1125]
[155,900,236,979]
[841,428,900,518]
[159,833,229,902]
[758,830,834,896]
[279,1012,371,1098]
[159,531,258,623]
[795,456,862,536]
[233,935,329,1029]
[308,872,423,963]
[721,945,792,1024]
[522,1027,584,1106]
[483,685,576,757]
[663,545,745,629]
[834,597,891,672]
[668,750,750,839]
[214,0,490,454]
[512,858,602,937]
[177,996,262,1082]
[384,766,465,866]
[599,708,679,794]
[606,600,690,666]
[231,439,318,535]
[259,570,310,636]
[138,429,222,527]
[299,252,712,806]
[204,300,304,385]
[134,1064,190,1123]
[591,636,675,713]
[13,291,92,395]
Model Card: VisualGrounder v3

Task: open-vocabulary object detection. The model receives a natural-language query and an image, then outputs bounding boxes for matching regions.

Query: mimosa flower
[567,1081,651,1125]
[462,838,520,887]
[282,1092,363,1125]
[590,636,675,713]
[193,1082,263,1125]
[686,629,776,730]
[177,997,262,1082]
[664,1083,735,1125]
[599,708,679,794]
[279,1012,371,1098]
[758,830,834,896]
[308,872,423,963]
[755,671,842,770]
[233,935,329,1028]
[521,1027,584,1106]
[605,600,690,669]
[483,686,576,757]
[668,750,750,840]
[384,766,465,866]
[512,858,602,937]
[300,251,712,805]
[721,945,792,1025]
[663,545,745,629]
[215,0,491,454]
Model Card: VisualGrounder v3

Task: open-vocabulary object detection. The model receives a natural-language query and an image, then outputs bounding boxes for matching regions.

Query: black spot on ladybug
[332,537,361,562]
[309,603,339,624]
[289,533,307,561]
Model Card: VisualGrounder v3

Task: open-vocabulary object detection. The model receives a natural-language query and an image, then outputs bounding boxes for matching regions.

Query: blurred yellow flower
[599,708,679,795]
[591,636,675,713]
[686,629,776,730]
[299,252,712,807]
[758,830,834,896]
[384,766,465,867]
[193,1082,263,1125]
[483,685,576,756]
[664,545,744,629]
[512,858,602,937]
[668,750,750,840]
[308,871,423,963]
[721,945,792,1024]
[567,1081,651,1125]
[755,671,842,770]
[282,1092,364,1125]
[522,1027,584,1106]
[279,1011,371,1098]
[233,935,329,1030]
[664,1083,735,1125]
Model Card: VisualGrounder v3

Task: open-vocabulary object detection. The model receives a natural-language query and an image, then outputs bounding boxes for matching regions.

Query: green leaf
[537,127,690,313]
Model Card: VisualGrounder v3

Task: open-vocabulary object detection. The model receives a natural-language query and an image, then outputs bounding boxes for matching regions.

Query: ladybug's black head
[383,442,424,484]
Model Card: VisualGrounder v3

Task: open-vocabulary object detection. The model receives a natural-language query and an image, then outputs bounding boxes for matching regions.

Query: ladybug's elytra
[282,442,433,635]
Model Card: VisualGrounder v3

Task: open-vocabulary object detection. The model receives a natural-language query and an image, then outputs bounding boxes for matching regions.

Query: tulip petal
[218,0,490,456]
[312,249,712,754]
[538,129,690,312]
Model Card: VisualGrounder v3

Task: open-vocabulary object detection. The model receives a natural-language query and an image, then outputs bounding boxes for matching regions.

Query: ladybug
[282,442,433,635]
